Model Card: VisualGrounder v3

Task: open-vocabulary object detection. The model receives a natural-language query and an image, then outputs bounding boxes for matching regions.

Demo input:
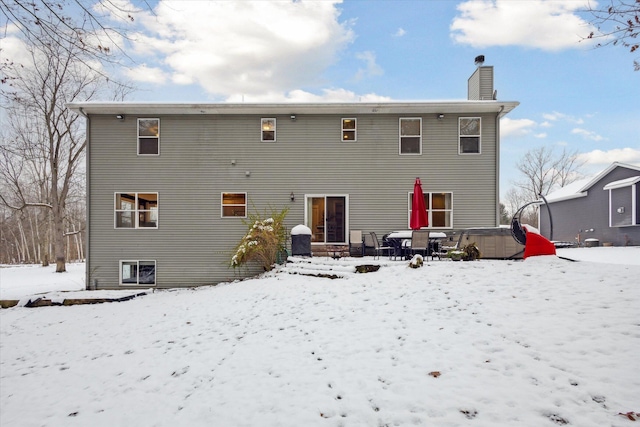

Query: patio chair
[370,232,393,260]
[349,230,364,257]
[363,232,375,256]
[429,239,443,261]
[409,230,430,258]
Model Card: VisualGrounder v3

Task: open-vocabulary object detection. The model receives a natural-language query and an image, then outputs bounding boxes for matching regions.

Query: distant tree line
[1,1,133,270]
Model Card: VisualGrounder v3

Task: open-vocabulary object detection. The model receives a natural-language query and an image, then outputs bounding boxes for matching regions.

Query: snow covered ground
[1,248,639,426]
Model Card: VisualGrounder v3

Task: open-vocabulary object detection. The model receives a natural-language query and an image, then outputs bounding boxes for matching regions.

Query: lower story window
[221,192,247,217]
[120,260,156,286]
[115,192,158,228]
[409,192,453,228]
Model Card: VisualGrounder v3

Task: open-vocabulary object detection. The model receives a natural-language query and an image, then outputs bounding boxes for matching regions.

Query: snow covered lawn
[1,248,639,426]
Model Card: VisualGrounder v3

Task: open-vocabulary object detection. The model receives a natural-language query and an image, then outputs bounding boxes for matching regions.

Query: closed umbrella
[410,177,429,229]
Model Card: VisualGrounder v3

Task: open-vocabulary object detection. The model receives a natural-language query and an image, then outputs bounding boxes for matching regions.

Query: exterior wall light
[290,192,295,202]
[116,114,125,120]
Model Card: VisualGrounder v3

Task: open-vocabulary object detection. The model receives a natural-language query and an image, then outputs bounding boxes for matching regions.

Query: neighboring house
[67,64,518,290]
[539,162,640,246]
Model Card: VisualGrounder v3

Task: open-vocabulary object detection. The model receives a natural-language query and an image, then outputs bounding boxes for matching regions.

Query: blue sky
[3,0,639,199]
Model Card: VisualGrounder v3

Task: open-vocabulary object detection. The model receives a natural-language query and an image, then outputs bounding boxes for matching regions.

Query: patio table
[384,230,447,260]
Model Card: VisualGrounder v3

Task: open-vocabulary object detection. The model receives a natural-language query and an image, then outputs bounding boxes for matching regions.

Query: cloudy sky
[3,0,639,196]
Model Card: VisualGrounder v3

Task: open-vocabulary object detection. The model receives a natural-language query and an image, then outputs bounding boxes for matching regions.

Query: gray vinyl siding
[467,66,494,101]
[539,166,640,246]
[88,111,500,289]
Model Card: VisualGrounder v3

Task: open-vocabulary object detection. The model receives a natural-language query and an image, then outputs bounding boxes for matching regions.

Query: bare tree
[504,146,585,225]
[585,0,640,70]
[1,20,128,272]
[0,0,145,66]
[504,187,538,225]
[499,202,511,225]
[514,146,585,201]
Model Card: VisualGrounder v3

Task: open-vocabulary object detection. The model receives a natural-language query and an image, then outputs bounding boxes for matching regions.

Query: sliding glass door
[306,195,347,244]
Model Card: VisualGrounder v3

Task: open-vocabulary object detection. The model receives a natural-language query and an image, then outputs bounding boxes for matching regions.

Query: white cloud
[571,128,605,141]
[225,88,391,103]
[534,133,547,139]
[127,1,354,98]
[500,117,536,137]
[393,28,406,37]
[354,51,383,81]
[542,111,584,124]
[0,26,32,66]
[124,65,169,84]
[578,148,640,166]
[450,0,596,51]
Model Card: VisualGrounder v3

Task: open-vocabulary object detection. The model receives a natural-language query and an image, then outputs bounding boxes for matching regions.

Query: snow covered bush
[231,207,289,271]
[409,254,423,268]
[461,242,481,261]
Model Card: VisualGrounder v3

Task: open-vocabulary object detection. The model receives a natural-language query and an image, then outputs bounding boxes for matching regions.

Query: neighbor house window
[222,192,247,217]
[342,118,357,141]
[261,118,276,142]
[459,117,481,154]
[409,192,453,228]
[138,118,160,155]
[115,193,158,228]
[603,177,639,227]
[399,118,422,154]
[120,260,156,286]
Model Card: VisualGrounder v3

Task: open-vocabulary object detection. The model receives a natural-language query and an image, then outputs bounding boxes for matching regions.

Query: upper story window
[342,118,357,141]
[115,192,158,228]
[399,118,422,155]
[261,118,276,142]
[459,117,481,154]
[222,192,247,217]
[138,118,160,155]
[409,192,453,228]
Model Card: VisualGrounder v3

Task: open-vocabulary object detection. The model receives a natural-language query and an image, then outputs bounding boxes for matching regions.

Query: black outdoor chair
[370,232,393,259]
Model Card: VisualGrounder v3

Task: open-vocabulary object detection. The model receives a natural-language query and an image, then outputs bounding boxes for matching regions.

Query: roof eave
[579,162,640,192]
[541,192,589,204]
[66,100,519,116]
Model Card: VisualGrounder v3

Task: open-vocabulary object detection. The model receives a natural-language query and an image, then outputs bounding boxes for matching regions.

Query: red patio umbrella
[410,177,429,229]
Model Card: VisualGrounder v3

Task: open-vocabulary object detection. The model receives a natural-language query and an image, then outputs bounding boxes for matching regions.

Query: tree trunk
[53,206,66,272]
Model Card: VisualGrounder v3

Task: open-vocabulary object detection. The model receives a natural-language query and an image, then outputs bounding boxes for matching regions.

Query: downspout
[77,108,92,290]
[496,105,504,226]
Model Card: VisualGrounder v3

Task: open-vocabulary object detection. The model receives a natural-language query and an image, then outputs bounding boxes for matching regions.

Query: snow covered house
[67,65,519,290]
[539,162,640,247]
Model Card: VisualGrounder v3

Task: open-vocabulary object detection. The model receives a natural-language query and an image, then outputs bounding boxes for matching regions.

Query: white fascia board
[66,100,519,117]
[603,176,640,190]
[540,192,589,204]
